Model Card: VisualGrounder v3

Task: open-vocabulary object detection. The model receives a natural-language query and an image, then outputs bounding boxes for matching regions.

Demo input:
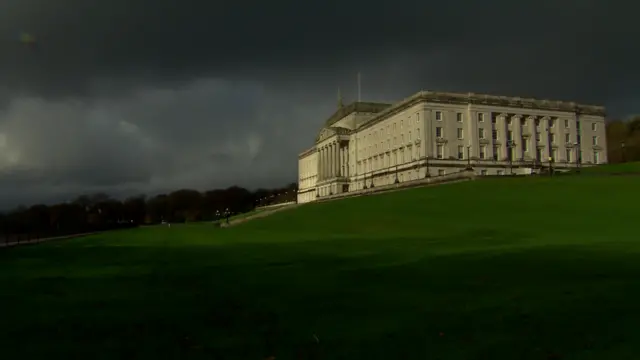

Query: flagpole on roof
[357,72,361,102]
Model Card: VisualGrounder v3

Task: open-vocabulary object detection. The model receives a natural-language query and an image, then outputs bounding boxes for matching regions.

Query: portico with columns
[314,127,351,197]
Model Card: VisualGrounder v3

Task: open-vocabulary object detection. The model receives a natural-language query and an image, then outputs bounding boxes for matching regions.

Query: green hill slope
[1,176,639,359]
[575,161,640,174]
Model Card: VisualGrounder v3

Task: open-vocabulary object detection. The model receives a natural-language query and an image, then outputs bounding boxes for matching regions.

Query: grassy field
[1,176,639,359]
[575,161,640,174]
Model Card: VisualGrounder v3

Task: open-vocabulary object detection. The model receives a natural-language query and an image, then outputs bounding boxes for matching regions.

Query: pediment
[316,128,336,143]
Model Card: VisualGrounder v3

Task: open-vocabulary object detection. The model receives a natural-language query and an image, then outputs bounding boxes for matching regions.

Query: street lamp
[548,156,554,176]
[621,141,626,163]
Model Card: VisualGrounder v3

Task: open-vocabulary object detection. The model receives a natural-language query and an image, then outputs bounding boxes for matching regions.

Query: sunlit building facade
[297,90,606,203]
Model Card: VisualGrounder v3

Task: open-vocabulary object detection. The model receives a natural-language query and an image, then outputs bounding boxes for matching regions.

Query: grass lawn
[576,161,640,174]
[1,176,639,359]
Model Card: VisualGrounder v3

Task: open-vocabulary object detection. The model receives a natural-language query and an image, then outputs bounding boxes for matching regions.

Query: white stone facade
[297,91,607,203]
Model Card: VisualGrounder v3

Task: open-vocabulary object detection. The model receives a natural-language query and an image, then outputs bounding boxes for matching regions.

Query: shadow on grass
[1,232,639,359]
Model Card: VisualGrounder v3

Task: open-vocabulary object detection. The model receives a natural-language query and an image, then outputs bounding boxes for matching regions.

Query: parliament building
[297,90,607,204]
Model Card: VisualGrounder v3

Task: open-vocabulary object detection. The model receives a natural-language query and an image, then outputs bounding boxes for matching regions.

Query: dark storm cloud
[0,0,638,208]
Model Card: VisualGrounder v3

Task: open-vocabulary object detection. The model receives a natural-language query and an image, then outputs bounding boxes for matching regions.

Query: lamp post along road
[466,145,471,170]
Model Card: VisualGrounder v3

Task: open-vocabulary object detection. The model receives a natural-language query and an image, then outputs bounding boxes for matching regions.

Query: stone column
[317,148,321,181]
[327,144,332,178]
[335,142,340,177]
[321,147,326,180]
[328,143,332,178]
[328,144,333,178]
[497,113,507,161]
[324,146,329,179]
[320,146,327,180]
[318,147,322,180]
[339,146,344,177]
[512,115,522,160]
[526,115,536,160]
[541,116,551,161]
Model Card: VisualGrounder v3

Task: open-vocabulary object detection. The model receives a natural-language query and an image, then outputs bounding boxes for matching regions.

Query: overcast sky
[0,0,638,209]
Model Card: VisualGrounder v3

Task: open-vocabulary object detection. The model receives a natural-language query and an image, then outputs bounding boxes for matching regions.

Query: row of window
[354,112,599,161]
[434,144,600,163]
[354,129,597,169]
[434,126,598,146]
[433,111,599,131]
[355,145,601,175]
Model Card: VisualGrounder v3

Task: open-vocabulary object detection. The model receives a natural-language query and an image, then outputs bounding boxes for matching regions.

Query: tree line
[606,116,640,164]
[0,183,297,244]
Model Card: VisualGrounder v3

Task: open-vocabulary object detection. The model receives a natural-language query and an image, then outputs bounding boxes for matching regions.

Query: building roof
[323,91,605,130]
[324,102,392,127]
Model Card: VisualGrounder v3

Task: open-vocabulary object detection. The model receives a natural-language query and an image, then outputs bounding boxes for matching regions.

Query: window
[400,120,403,130]
[481,170,487,176]
[435,111,442,121]
[577,121,581,130]
[566,149,572,162]
[436,144,444,159]
[549,119,555,128]
[522,140,528,152]
[592,136,598,146]
[522,119,527,127]
[480,145,486,159]
[409,131,412,141]
[436,127,443,138]
[479,128,486,139]
[393,123,396,132]
[552,149,557,161]
[591,123,597,131]
[458,146,464,159]
[535,119,540,128]
[565,133,570,143]
[536,148,542,161]
[507,118,512,125]
[438,169,445,176]
[492,130,498,140]
[417,128,420,139]
[493,146,500,160]
[457,113,463,122]
[535,132,541,142]
[492,117,497,124]
[550,134,555,143]
[593,151,599,163]
[416,117,419,124]
[457,128,464,139]
[507,131,513,141]
[565,119,569,128]
[478,113,484,122]
[401,134,404,143]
